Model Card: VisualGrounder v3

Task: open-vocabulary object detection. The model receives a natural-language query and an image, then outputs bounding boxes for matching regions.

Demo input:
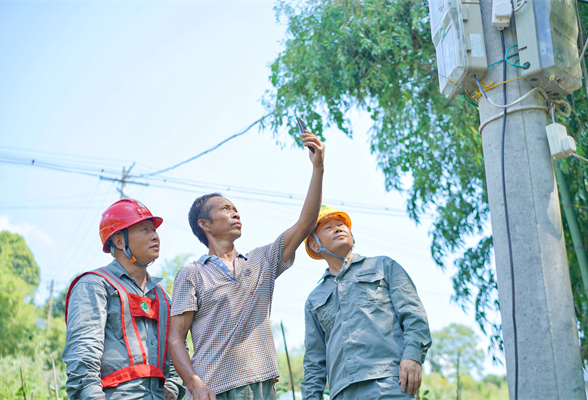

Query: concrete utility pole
[477,2,585,399]
[119,163,135,199]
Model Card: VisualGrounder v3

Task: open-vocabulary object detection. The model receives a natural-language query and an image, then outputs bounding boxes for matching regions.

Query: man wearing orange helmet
[302,205,432,400]
[168,130,324,400]
[62,198,184,400]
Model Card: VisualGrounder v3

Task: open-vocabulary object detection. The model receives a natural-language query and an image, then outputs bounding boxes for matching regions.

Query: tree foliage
[0,231,40,291]
[0,272,39,356]
[0,231,41,356]
[558,4,588,364]
[160,253,194,295]
[428,323,484,380]
[423,372,508,400]
[0,355,67,400]
[264,0,588,362]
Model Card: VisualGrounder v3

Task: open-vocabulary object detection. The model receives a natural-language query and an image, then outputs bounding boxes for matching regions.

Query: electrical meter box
[429,0,488,98]
[515,0,582,98]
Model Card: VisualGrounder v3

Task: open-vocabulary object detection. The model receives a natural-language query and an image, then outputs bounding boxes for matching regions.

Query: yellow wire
[483,76,522,91]
[469,77,522,101]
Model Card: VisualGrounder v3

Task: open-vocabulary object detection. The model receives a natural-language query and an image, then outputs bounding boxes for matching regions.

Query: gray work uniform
[301,254,432,400]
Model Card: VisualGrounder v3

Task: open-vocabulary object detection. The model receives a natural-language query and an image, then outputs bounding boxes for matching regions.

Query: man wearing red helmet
[168,130,324,400]
[62,199,184,400]
[301,205,432,400]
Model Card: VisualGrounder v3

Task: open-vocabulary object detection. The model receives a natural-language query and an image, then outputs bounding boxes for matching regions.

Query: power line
[0,150,421,219]
[133,115,267,178]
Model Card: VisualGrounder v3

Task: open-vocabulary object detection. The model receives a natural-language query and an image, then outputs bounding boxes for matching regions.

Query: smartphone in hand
[296,116,315,153]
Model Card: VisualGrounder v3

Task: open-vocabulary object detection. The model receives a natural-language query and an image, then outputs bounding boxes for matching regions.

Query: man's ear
[198,219,210,232]
[111,232,125,250]
[308,236,320,254]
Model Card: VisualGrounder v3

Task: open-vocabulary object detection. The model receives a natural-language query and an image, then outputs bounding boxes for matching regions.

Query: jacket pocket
[311,291,336,334]
[354,269,390,305]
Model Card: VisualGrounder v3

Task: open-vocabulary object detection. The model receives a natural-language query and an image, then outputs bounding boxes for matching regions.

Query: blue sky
[0,1,505,375]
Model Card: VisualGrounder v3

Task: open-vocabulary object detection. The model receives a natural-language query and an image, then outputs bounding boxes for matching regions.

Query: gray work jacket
[62,260,184,400]
[301,254,432,400]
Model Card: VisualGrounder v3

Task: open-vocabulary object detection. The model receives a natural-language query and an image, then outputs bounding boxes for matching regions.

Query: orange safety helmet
[305,205,351,260]
[99,199,163,253]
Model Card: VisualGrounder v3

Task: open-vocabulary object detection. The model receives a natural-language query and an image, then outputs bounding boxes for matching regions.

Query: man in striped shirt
[169,130,325,400]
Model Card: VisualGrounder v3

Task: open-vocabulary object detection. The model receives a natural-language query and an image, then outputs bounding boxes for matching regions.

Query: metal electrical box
[515,0,582,98]
[429,0,488,98]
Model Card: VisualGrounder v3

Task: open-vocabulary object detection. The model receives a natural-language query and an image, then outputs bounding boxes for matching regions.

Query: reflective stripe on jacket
[65,267,171,388]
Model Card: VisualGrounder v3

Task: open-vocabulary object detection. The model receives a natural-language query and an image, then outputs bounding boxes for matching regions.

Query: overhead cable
[133,115,267,178]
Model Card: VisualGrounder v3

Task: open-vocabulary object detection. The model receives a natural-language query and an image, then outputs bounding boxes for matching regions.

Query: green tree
[263,0,588,362]
[273,322,305,394]
[0,232,68,398]
[0,232,41,356]
[428,324,484,399]
[160,253,193,294]
[422,372,508,400]
[275,345,305,394]
[0,231,40,291]
[49,284,68,320]
[0,273,39,356]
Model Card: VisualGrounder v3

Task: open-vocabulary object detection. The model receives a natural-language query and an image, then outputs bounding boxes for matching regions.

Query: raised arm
[283,130,325,262]
[169,312,216,400]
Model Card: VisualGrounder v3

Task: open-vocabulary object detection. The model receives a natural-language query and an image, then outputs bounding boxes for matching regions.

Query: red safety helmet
[99,198,163,253]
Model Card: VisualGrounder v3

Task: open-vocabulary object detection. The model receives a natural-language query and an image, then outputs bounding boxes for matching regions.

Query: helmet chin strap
[313,232,355,265]
[122,229,152,268]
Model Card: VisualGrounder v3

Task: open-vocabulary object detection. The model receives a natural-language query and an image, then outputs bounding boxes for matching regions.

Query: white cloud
[0,216,54,247]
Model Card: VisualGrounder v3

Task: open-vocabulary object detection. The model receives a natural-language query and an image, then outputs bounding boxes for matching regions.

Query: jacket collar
[318,253,366,283]
[106,259,162,291]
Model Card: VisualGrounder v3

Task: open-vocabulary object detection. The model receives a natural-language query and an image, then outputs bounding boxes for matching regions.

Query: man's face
[125,219,160,264]
[202,196,242,240]
[313,216,353,257]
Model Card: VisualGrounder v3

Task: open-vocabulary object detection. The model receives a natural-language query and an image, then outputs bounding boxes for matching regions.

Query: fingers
[406,371,416,395]
[194,388,216,400]
[301,131,325,167]
[301,131,323,152]
[399,365,407,393]
[399,361,422,396]
[408,369,422,395]
[163,388,175,400]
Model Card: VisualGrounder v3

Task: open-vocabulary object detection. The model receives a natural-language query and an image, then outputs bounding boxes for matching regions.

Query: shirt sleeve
[170,263,200,317]
[262,230,295,279]
[62,277,108,400]
[386,259,432,364]
[301,299,327,400]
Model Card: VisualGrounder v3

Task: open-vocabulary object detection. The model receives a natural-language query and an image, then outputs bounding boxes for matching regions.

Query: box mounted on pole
[514,0,582,98]
[428,0,488,98]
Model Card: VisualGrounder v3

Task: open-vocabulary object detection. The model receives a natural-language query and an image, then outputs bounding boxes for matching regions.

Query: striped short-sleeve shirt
[170,231,294,396]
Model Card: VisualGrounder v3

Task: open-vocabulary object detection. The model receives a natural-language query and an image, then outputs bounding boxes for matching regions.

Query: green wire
[462,90,478,107]
[488,49,521,68]
[505,45,528,69]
